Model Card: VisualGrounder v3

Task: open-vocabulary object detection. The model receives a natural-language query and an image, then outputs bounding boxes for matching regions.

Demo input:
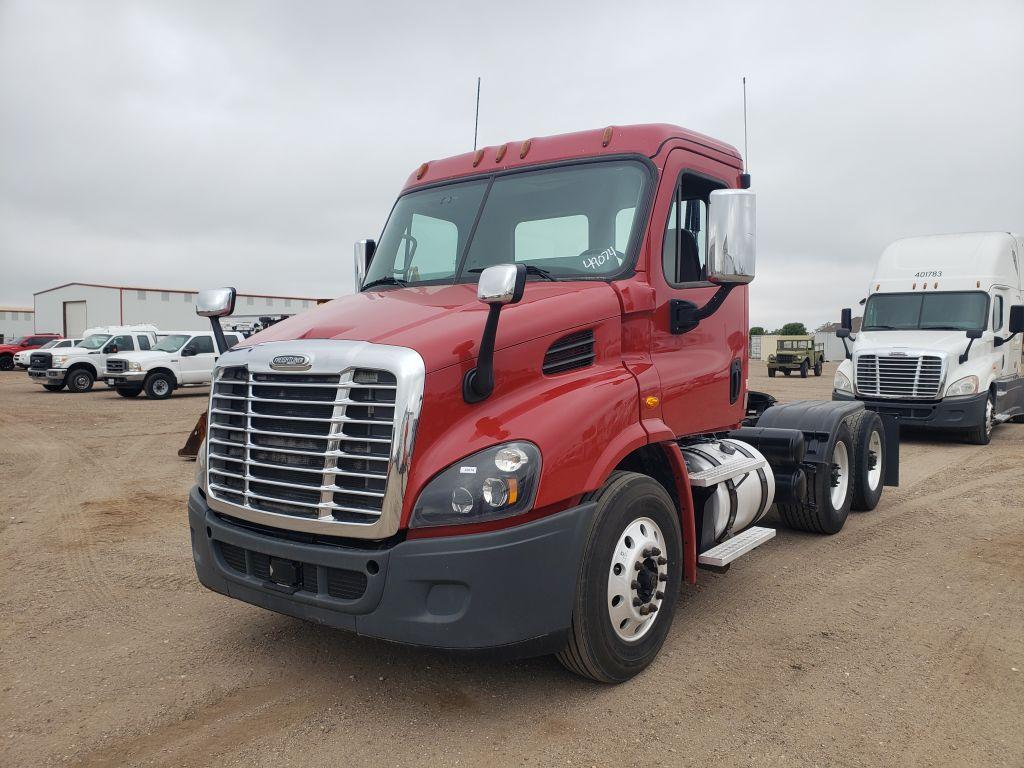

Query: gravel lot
[2,363,1022,767]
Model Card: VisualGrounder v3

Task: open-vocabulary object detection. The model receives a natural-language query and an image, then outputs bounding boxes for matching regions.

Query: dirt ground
[1,363,1022,768]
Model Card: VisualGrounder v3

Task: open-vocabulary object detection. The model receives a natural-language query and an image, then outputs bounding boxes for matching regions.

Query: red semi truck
[188,124,898,682]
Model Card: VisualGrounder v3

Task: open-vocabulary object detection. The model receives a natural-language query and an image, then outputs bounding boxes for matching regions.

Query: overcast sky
[1,0,1022,330]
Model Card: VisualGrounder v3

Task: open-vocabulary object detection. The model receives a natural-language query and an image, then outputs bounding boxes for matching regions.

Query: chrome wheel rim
[607,516,668,642]
[152,379,170,396]
[985,398,993,438]
[866,431,883,491]
[830,440,850,509]
[74,373,89,389]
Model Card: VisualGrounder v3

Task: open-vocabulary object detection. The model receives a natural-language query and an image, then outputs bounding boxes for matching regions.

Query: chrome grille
[855,354,943,399]
[106,358,127,373]
[207,366,398,526]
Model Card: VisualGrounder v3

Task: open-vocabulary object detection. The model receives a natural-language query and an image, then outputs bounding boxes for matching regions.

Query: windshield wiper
[921,325,969,331]
[361,276,408,291]
[863,324,897,330]
[469,265,556,281]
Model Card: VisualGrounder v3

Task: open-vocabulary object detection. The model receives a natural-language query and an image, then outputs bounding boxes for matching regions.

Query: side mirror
[841,307,853,331]
[354,239,376,289]
[706,189,755,284]
[196,287,236,317]
[477,263,527,305]
[960,328,984,363]
[1009,304,1024,334]
[464,264,527,403]
[108,345,118,354]
[182,345,197,357]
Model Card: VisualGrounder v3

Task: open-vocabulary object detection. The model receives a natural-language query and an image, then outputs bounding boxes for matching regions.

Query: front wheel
[964,393,994,445]
[145,373,175,399]
[0,354,13,371]
[66,368,95,393]
[800,360,809,378]
[557,472,682,683]
[814,360,823,376]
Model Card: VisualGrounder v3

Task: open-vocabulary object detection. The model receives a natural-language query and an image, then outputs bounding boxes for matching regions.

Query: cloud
[1,0,1022,331]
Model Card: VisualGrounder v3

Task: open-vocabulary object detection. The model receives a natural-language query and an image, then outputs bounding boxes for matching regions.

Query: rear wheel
[557,472,682,683]
[814,359,823,376]
[964,393,994,445]
[777,422,854,534]
[848,411,885,511]
[43,383,64,392]
[116,386,142,398]
[800,360,809,378]
[145,373,174,399]
[66,368,95,393]
[0,354,13,371]
[783,369,791,376]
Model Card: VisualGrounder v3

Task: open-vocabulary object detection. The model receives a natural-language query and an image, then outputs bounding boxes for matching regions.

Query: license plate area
[268,556,301,589]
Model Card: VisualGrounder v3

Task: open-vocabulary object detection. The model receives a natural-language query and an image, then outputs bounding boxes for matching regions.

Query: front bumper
[189,486,595,656]
[105,372,145,386]
[832,390,988,429]
[29,368,66,383]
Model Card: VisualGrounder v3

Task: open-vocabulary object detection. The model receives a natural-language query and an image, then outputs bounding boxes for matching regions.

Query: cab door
[648,151,748,436]
[180,335,216,383]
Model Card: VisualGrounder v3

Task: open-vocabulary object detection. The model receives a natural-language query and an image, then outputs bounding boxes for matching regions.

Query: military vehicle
[768,337,825,378]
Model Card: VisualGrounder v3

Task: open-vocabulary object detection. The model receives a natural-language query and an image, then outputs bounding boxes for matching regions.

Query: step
[698,526,777,568]
[687,455,766,487]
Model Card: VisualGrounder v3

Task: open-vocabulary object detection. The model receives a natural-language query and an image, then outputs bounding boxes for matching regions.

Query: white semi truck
[833,232,1024,444]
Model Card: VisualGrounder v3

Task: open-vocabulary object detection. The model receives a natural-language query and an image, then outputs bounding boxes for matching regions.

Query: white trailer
[833,232,1024,444]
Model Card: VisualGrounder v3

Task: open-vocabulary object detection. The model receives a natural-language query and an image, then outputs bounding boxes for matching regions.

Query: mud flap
[877,412,900,487]
[179,411,207,459]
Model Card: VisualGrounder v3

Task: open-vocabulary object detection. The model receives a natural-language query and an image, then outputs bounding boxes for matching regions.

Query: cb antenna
[473,77,481,151]
[740,77,751,188]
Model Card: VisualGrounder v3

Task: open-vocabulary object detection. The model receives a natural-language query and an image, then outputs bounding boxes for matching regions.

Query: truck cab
[833,232,1024,444]
[104,330,241,399]
[29,325,159,392]
[187,124,898,682]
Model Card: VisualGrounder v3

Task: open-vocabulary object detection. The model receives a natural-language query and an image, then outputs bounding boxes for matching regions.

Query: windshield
[152,334,190,352]
[363,160,650,288]
[78,334,112,350]
[863,292,989,331]
[12,336,30,345]
[37,340,60,350]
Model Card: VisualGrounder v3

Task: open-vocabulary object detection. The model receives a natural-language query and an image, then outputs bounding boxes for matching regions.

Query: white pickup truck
[29,325,160,393]
[104,330,241,399]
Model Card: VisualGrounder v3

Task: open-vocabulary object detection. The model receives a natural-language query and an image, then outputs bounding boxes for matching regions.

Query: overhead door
[63,301,87,337]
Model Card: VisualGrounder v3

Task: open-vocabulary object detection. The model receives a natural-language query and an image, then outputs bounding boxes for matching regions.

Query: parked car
[13,337,82,369]
[28,325,159,392]
[0,334,60,371]
[104,330,241,399]
[833,232,1024,444]
[767,337,825,378]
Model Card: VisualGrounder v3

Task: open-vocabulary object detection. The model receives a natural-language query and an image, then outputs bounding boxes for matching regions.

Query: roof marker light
[934,282,938,289]
[495,144,508,163]
[912,283,917,289]
[416,163,429,180]
[472,149,484,167]
[976,280,981,288]
[519,139,533,159]
[602,126,614,147]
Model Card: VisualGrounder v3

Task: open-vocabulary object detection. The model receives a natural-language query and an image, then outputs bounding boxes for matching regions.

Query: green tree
[774,322,808,336]
[749,326,765,336]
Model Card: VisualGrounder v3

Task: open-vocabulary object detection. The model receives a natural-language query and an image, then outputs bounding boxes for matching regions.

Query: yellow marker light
[645,396,660,409]
[507,477,519,505]
[602,126,614,147]
[519,139,533,159]
[495,143,508,163]
[416,162,428,180]
[472,149,484,167]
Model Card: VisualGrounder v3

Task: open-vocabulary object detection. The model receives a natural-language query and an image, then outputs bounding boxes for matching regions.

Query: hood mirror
[477,263,527,305]
[464,264,527,403]
[196,287,237,318]
[354,239,376,289]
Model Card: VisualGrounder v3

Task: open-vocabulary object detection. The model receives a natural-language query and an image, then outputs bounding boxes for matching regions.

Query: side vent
[543,330,595,375]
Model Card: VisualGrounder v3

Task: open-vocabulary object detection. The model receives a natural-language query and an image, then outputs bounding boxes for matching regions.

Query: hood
[107,350,175,365]
[243,282,622,373]
[854,329,976,358]
[0,344,26,354]
[52,346,99,357]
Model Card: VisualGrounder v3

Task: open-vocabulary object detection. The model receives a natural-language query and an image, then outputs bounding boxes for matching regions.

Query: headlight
[833,369,853,393]
[411,441,541,528]
[52,355,67,367]
[128,361,142,372]
[946,375,979,397]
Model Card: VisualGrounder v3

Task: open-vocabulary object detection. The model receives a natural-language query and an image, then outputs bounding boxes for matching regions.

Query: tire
[144,372,175,400]
[964,392,994,445]
[814,359,823,377]
[768,368,776,378]
[43,383,64,392]
[776,422,854,534]
[0,354,13,371]
[66,367,95,393]
[800,360,809,378]
[783,369,791,376]
[847,410,885,511]
[116,387,142,398]
[557,471,682,683]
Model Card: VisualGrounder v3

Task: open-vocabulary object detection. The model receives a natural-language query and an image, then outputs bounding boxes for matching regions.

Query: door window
[138,335,151,350]
[107,335,135,352]
[993,295,1004,331]
[191,336,215,354]
[662,174,718,286]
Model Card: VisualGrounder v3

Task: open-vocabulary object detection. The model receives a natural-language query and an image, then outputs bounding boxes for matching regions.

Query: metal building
[0,306,35,343]
[33,283,324,337]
